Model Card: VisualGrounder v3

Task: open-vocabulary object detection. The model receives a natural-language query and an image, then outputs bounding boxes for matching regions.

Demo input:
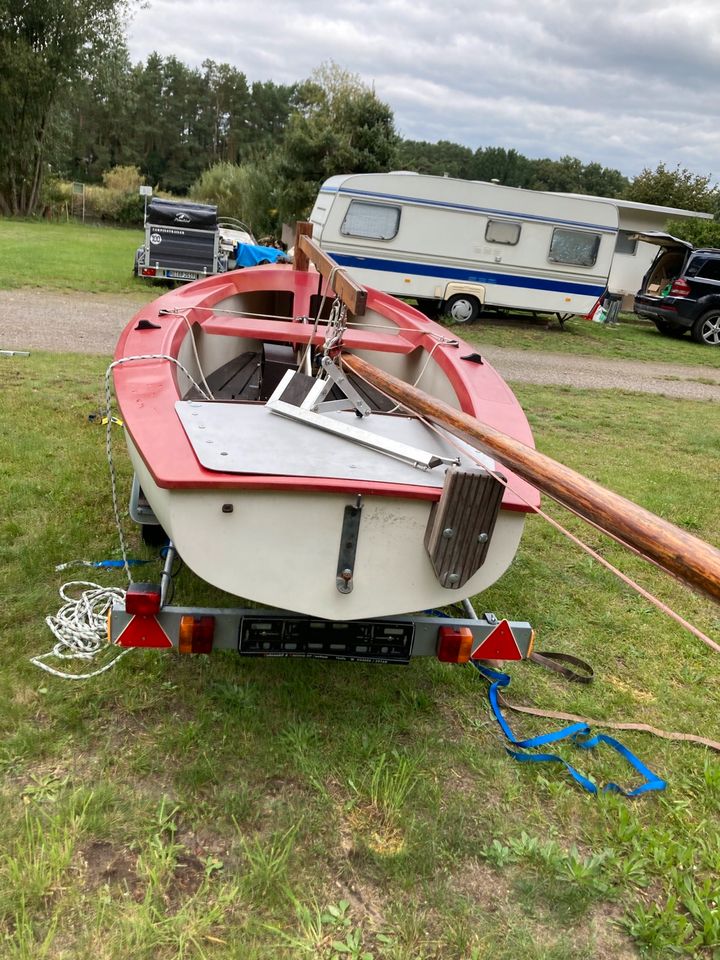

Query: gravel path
[2,289,720,401]
[478,345,720,402]
[0,289,149,357]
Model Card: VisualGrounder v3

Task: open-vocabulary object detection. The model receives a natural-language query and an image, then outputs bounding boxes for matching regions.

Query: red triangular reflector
[116,614,173,648]
[471,619,521,660]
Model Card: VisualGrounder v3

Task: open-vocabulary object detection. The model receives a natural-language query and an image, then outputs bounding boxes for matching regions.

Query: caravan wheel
[445,294,480,323]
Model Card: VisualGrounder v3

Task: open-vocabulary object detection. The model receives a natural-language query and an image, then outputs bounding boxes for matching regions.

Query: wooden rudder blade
[425,466,504,588]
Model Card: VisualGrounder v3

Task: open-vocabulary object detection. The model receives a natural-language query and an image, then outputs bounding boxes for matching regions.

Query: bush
[39,177,73,219]
[101,165,144,193]
[190,161,278,235]
[665,217,720,249]
[79,166,148,226]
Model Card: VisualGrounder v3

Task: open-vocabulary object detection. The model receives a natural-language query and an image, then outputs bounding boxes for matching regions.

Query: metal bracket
[266,367,459,472]
[268,398,458,470]
[336,496,363,594]
[267,361,370,418]
[292,356,371,416]
[316,357,372,416]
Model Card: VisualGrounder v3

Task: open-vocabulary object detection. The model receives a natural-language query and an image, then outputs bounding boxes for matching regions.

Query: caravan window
[548,229,601,266]
[486,220,521,245]
[341,201,400,240]
[615,231,638,255]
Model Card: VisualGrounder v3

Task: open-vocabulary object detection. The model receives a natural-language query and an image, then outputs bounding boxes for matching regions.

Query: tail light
[141,267,157,277]
[669,278,691,297]
[437,626,473,663]
[125,583,161,615]
[179,615,215,654]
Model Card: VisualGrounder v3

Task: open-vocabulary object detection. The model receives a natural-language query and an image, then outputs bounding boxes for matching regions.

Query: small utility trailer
[134,198,255,283]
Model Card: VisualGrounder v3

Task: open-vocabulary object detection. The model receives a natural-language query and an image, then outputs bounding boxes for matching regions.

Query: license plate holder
[238,615,414,663]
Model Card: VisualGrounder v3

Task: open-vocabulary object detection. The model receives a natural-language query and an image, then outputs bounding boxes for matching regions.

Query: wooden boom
[343,353,720,603]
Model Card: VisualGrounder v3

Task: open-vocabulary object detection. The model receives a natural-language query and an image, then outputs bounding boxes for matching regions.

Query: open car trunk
[634,233,694,297]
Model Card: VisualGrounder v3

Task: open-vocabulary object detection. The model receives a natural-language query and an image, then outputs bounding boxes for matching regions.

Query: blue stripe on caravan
[327,252,607,298]
[320,186,618,234]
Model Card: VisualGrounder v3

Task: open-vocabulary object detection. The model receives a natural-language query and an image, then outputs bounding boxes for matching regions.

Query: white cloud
[125,0,720,179]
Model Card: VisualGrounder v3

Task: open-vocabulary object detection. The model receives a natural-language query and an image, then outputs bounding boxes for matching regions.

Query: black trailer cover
[147,198,218,229]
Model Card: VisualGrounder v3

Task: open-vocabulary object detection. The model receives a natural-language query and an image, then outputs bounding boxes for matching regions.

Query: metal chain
[323,299,347,356]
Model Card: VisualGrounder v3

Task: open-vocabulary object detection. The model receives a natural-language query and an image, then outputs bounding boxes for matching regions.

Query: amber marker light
[437,626,473,663]
[178,615,215,655]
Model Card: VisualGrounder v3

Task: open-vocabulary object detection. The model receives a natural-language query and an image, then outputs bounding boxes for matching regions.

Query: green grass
[441,310,720,369]
[0,218,151,295]
[0,352,719,959]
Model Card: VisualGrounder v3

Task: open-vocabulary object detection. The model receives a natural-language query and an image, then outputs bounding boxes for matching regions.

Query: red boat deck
[113,267,540,512]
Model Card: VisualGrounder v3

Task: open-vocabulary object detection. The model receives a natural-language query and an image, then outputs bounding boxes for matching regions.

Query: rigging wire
[156,303,459,345]
[182,315,215,400]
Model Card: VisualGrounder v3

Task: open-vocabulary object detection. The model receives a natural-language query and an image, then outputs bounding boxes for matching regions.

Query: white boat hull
[128,439,525,620]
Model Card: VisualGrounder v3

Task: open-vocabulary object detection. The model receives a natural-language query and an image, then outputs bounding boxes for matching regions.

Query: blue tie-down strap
[92,559,151,569]
[472,662,666,796]
[55,558,152,572]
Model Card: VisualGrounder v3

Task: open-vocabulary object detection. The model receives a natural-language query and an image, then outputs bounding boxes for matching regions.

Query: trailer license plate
[238,616,414,663]
[167,270,196,280]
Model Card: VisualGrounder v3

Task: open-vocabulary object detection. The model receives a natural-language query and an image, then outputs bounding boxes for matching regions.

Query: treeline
[2,1,718,238]
[53,53,629,208]
[55,54,299,194]
[396,141,630,197]
[42,51,631,234]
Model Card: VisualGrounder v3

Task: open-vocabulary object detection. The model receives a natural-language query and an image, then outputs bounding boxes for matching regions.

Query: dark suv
[634,233,720,346]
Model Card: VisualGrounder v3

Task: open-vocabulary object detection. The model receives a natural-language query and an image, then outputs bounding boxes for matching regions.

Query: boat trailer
[108,544,533,666]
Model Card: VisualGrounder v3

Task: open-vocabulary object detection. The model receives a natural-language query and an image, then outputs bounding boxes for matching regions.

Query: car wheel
[445,294,480,323]
[654,319,687,338]
[691,310,720,346]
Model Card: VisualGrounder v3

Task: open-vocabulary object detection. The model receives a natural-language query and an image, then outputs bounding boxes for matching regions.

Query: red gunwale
[113,267,540,513]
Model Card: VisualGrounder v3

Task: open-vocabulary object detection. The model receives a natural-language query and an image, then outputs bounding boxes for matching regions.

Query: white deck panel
[175,401,494,486]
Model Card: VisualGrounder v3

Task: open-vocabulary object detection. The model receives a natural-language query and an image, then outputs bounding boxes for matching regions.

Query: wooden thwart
[294,222,367,317]
[343,352,720,604]
[425,467,504,588]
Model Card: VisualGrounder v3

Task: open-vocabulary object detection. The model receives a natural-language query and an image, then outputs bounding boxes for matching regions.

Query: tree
[58,44,134,183]
[625,163,719,213]
[275,62,398,223]
[664,217,720,248]
[396,139,475,178]
[0,0,131,216]
[580,162,628,199]
[471,146,531,187]
[527,155,585,193]
[190,160,278,236]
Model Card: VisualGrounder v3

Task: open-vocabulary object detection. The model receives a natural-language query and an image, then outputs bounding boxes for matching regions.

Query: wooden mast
[342,353,720,604]
[293,222,367,316]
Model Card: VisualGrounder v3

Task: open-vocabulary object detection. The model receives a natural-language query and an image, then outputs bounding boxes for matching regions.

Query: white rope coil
[31,581,133,680]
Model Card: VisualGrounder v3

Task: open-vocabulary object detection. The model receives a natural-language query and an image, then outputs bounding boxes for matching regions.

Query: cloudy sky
[126,0,720,182]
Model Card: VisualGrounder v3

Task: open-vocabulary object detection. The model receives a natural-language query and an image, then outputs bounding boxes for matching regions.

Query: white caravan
[308,173,619,322]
